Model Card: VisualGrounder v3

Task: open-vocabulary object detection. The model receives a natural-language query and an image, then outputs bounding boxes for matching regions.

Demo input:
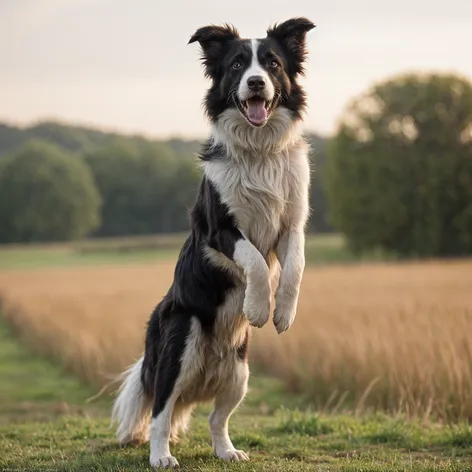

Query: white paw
[243,277,271,328]
[273,292,297,334]
[150,455,179,469]
[244,299,270,328]
[216,448,249,462]
[243,290,270,328]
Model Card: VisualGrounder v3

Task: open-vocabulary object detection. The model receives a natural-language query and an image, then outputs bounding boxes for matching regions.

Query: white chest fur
[204,140,310,257]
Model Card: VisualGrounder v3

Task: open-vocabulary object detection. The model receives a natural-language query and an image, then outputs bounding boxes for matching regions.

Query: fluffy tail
[111,356,152,444]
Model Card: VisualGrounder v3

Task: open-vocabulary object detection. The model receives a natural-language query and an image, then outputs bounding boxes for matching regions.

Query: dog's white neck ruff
[210,106,303,158]
[204,105,310,260]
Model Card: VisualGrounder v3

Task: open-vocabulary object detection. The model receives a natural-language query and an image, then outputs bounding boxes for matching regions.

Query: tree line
[1,72,471,257]
[0,121,332,243]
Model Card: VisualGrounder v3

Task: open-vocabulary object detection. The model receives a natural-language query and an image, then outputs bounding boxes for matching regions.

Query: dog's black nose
[247,75,265,91]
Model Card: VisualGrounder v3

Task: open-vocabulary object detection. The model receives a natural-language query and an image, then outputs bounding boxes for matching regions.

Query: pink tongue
[246,99,267,124]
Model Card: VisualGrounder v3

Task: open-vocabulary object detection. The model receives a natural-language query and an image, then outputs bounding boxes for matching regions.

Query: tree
[306,133,333,233]
[0,140,101,243]
[0,120,202,159]
[83,141,201,236]
[326,73,472,257]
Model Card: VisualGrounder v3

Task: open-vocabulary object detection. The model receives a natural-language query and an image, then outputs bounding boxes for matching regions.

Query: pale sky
[0,0,470,139]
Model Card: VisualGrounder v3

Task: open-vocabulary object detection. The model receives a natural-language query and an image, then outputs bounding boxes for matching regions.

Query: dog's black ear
[188,24,240,78]
[267,17,315,75]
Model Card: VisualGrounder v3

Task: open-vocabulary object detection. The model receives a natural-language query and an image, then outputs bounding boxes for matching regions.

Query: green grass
[0,233,393,270]
[0,246,177,270]
[0,234,187,270]
[304,234,396,265]
[0,317,470,471]
[0,322,108,423]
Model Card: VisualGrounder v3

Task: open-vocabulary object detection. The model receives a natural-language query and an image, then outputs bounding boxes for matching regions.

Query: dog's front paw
[243,282,271,328]
[245,300,270,328]
[150,455,179,469]
[273,292,298,334]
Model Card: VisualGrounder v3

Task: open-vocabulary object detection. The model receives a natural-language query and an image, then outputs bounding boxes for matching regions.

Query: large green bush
[0,140,101,243]
[326,73,472,256]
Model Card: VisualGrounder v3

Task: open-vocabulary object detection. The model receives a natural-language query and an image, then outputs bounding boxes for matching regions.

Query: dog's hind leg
[209,358,249,462]
[149,391,180,469]
[149,313,196,469]
[170,400,195,444]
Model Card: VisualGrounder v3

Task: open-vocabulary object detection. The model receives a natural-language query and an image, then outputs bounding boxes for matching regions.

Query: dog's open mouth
[235,96,275,127]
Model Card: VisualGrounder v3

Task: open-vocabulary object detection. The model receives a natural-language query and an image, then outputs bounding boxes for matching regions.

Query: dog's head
[189,18,315,130]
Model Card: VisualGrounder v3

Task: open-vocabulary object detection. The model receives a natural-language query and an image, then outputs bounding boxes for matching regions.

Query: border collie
[112,17,315,469]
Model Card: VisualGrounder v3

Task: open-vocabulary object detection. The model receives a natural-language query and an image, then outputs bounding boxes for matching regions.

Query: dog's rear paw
[150,455,179,469]
[216,448,249,461]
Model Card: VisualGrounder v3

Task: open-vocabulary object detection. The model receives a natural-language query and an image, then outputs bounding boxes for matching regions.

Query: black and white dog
[112,17,315,469]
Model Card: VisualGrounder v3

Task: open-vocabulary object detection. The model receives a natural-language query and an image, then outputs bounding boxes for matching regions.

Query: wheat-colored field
[1,259,472,421]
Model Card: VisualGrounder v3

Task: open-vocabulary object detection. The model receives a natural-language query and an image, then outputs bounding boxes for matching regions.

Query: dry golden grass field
[1,256,472,423]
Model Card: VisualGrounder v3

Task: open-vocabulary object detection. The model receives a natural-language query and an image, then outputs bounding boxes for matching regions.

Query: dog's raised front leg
[208,229,271,328]
[273,228,305,333]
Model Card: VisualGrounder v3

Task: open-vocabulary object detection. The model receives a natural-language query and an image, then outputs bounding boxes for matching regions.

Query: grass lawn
[1,318,470,471]
[0,233,393,270]
[0,245,177,271]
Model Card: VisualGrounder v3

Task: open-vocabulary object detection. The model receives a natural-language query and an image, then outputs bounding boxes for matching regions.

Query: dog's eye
[269,60,279,69]
[232,61,242,70]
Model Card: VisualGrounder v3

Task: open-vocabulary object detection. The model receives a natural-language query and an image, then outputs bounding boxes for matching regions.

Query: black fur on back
[141,174,245,398]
